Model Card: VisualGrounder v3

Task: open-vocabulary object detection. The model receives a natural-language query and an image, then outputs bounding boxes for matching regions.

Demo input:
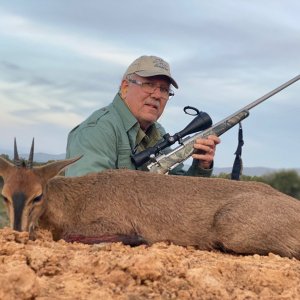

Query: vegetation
[216,170,300,200]
[0,155,8,227]
[261,170,300,200]
[0,176,8,228]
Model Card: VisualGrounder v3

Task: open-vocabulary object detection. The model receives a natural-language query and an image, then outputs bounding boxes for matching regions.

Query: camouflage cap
[123,55,178,89]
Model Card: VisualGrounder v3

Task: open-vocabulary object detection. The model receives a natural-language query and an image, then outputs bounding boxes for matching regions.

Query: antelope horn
[27,138,35,169]
[14,138,22,168]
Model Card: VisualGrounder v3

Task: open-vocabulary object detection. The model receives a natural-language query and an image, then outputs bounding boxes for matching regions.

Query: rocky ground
[1,228,300,299]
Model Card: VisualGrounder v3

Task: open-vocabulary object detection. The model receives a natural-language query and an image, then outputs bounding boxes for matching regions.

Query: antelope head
[0,138,81,238]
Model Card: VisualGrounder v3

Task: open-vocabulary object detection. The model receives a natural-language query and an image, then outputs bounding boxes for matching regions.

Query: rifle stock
[147,75,300,174]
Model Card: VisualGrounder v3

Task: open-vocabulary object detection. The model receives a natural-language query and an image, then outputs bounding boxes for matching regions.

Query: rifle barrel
[213,74,300,129]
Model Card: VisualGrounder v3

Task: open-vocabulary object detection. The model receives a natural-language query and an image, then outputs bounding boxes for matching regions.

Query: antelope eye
[33,194,43,204]
[1,195,8,203]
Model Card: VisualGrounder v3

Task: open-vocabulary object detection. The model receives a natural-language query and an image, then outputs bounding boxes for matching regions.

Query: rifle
[131,108,213,167]
[131,75,300,174]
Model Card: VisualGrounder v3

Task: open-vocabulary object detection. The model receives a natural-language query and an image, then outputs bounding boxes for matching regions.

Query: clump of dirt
[1,227,300,299]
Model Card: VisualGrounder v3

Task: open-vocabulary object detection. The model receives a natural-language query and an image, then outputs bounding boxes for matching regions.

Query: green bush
[215,170,300,200]
[0,177,9,228]
[261,170,300,200]
[0,196,9,228]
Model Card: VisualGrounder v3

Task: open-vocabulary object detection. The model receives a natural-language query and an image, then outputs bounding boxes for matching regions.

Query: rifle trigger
[149,154,157,163]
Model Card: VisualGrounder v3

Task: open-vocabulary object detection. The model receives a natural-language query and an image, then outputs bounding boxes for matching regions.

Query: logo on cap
[153,58,169,71]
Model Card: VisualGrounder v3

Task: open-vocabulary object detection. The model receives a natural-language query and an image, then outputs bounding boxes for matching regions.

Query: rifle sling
[231,122,244,180]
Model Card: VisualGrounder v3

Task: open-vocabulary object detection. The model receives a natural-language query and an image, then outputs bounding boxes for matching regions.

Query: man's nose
[151,86,164,98]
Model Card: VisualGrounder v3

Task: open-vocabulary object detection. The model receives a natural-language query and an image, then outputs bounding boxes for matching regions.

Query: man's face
[121,75,171,130]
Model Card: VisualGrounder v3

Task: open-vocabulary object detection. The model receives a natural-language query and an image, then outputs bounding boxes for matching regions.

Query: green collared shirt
[65,94,213,177]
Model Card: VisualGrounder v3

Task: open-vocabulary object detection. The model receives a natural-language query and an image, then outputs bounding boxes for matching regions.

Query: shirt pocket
[117,146,135,169]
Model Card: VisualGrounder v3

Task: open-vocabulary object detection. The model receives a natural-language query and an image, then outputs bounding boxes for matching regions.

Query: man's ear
[120,80,128,99]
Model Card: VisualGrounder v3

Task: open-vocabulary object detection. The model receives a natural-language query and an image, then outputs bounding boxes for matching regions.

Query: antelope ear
[0,156,14,178]
[35,156,83,181]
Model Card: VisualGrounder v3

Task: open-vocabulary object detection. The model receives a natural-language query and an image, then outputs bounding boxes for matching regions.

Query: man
[65,55,220,176]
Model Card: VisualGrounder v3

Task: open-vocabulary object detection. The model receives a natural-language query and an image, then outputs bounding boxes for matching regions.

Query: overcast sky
[0,0,299,168]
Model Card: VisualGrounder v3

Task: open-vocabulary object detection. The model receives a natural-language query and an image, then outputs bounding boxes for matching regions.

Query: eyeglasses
[127,78,175,99]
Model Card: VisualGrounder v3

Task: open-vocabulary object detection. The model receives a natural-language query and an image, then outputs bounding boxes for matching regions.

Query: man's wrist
[196,159,214,170]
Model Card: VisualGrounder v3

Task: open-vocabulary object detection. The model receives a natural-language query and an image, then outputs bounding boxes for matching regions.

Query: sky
[0,0,299,169]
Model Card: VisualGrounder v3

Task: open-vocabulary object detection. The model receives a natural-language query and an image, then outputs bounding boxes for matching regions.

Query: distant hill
[181,164,300,177]
[27,152,66,163]
[213,167,300,177]
[0,149,65,163]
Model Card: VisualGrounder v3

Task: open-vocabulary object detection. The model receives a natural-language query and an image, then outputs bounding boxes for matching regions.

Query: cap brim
[135,70,178,89]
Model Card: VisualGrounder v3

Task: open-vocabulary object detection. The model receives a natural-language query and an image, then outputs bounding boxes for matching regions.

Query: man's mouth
[145,101,160,110]
[146,104,158,109]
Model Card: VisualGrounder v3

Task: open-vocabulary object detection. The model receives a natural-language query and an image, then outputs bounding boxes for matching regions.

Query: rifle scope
[131,111,212,168]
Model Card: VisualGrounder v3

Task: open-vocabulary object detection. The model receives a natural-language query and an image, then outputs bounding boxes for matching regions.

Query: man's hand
[192,135,221,169]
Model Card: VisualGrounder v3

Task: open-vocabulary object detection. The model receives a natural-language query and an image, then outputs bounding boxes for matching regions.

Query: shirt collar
[112,93,138,132]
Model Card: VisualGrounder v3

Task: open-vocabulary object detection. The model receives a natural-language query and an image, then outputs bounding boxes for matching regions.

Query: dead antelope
[1,139,300,259]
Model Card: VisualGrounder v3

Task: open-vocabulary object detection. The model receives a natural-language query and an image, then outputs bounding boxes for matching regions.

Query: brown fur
[1,156,300,259]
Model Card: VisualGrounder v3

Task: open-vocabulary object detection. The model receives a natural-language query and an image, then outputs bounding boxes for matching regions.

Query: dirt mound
[1,227,300,299]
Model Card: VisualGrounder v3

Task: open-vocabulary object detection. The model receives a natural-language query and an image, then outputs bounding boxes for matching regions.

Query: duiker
[1,139,300,259]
